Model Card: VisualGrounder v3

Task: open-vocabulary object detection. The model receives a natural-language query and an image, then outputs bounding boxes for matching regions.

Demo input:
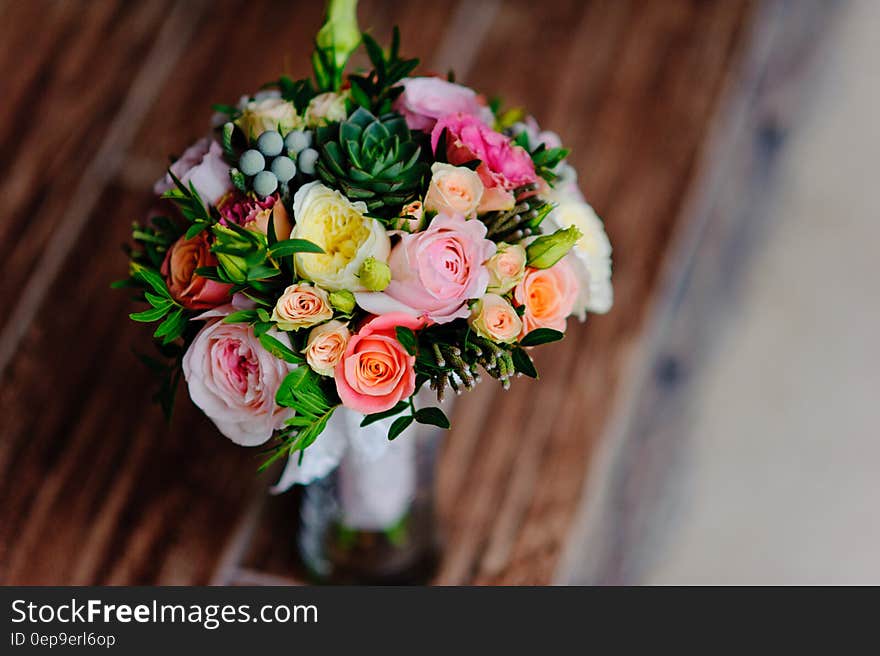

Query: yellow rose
[305,320,350,377]
[236,97,301,139]
[291,182,390,291]
[469,293,522,343]
[423,163,484,218]
[271,283,333,331]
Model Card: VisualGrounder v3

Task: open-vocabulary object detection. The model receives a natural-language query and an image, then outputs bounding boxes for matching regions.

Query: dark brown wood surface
[0,0,755,584]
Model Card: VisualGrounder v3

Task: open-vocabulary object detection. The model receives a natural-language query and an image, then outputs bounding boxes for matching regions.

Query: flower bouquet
[118,0,612,581]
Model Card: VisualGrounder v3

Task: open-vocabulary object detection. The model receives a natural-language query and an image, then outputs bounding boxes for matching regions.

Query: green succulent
[314,107,427,217]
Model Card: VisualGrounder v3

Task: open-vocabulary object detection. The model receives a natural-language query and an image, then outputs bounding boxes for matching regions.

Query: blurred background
[0,0,876,585]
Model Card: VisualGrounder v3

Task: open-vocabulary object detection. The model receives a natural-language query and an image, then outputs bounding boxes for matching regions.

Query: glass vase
[295,415,443,585]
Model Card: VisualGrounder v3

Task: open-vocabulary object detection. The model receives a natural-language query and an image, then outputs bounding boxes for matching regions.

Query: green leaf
[395,326,418,355]
[276,366,332,410]
[144,291,171,308]
[360,401,409,427]
[388,415,414,440]
[184,222,209,240]
[129,304,172,323]
[253,321,274,337]
[414,406,450,429]
[519,328,564,347]
[268,238,325,257]
[259,333,305,364]
[130,263,171,297]
[222,310,259,324]
[511,347,538,378]
[153,308,186,343]
[246,264,281,281]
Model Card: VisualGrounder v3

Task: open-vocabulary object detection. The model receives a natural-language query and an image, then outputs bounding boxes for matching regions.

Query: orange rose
[513,258,579,337]
[161,232,232,310]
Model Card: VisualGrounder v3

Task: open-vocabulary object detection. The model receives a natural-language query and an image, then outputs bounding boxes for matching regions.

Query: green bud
[316,0,361,73]
[329,289,356,314]
[215,252,248,283]
[358,257,391,291]
[525,225,582,269]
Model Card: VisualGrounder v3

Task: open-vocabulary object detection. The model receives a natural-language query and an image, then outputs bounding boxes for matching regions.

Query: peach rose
[335,313,425,414]
[305,320,350,377]
[514,258,579,336]
[423,163,484,219]
[161,232,232,310]
[486,243,527,294]
[271,283,333,331]
[393,200,425,232]
[469,293,522,343]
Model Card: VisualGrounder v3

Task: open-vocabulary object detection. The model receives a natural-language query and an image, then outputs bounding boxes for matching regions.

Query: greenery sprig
[260,366,341,471]
[348,28,419,115]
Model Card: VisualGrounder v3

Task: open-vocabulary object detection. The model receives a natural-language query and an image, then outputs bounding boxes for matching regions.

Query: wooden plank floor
[0,0,754,584]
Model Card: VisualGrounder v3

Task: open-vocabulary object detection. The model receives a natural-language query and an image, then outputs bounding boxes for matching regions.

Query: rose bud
[358,256,392,292]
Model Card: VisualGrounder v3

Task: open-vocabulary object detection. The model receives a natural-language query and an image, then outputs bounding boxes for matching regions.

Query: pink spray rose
[431,113,538,212]
[356,213,496,324]
[514,257,580,337]
[161,232,232,310]
[153,138,232,206]
[182,307,295,445]
[335,313,425,414]
[394,77,492,132]
[218,193,293,240]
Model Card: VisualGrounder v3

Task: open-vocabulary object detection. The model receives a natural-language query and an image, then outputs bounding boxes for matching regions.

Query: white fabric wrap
[272,407,417,530]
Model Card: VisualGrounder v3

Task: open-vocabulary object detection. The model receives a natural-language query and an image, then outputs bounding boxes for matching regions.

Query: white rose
[304,91,348,127]
[236,96,301,139]
[182,306,295,446]
[544,191,613,317]
[291,182,391,291]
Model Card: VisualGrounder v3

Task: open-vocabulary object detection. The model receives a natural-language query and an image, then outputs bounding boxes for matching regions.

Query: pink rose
[431,114,538,212]
[334,313,425,414]
[161,232,232,310]
[356,213,496,324]
[154,138,232,206]
[182,307,295,445]
[394,77,492,132]
[514,258,579,336]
